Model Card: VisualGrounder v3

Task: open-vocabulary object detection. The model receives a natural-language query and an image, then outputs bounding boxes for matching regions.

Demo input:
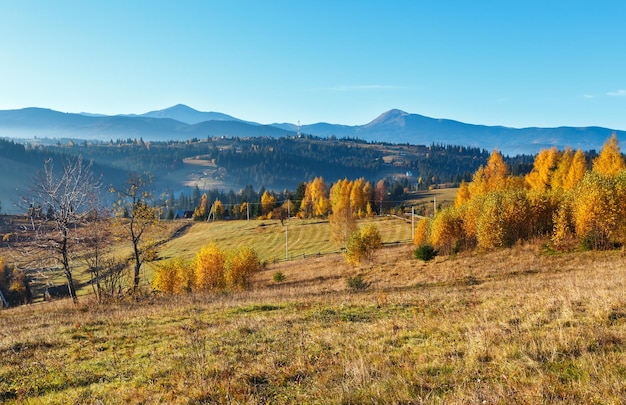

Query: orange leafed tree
[565,149,587,190]
[194,242,226,291]
[525,147,561,191]
[469,149,511,196]
[550,147,573,191]
[261,191,276,216]
[454,180,471,207]
[593,132,625,176]
[349,178,373,218]
[225,246,261,290]
[300,177,330,218]
[329,179,357,246]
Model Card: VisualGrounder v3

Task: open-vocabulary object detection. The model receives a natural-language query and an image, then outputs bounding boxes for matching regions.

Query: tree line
[415,133,626,254]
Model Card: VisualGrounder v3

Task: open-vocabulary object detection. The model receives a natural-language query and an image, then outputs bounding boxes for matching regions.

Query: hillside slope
[0,244,624,403]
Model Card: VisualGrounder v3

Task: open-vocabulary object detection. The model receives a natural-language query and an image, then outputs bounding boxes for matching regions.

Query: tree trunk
[61,231,78,304]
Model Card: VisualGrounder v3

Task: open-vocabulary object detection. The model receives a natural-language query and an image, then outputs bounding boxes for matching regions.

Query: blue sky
[1,1,626,129]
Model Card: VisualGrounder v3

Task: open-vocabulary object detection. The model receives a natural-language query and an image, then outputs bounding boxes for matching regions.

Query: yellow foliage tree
[213,199,225,220]
[475,189,530,249]
[572,172,621,249]
[300,177,330,218]
[551,147,573,191]
[152,258,194,294]
[225,246,261,290]
[525,147,561,191]
[345,223,382,265]
[329,179,357,246]
[429,207,464,254]
[593,133,625,176]
[552,201,575,249]
[349,178,372,218]
[454,180,471,207]
[261,191,276,216]
[469,150,511,196]
[413,217,431,247]
[565,149,587,190]
[194,242,226,291]
[193,193,209,220]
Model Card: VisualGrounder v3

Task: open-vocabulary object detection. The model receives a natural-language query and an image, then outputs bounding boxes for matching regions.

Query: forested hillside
[1,135,538,213]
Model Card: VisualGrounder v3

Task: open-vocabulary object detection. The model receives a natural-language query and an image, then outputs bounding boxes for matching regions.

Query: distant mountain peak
[163,104,198,112]
[366,109,410,127]
[140,105,242,125]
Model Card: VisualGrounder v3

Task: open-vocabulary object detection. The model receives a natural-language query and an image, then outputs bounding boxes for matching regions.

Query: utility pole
[411,206,415,240]
[285,224,289,261]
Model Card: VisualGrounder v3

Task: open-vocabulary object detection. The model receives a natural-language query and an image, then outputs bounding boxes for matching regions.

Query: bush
[225,246,261,290]
[152,258,193,294]
[346,274,369,291]
[345,224,382,265]
[414,244,437,262]
[272,271,285,283]
[194,243,226,291]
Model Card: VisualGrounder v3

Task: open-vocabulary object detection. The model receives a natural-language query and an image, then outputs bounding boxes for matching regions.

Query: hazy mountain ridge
[0,105,623,155]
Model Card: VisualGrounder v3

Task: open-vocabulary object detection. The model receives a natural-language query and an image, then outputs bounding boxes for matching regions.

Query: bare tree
[21,156,101,303]
[112,173,160,291]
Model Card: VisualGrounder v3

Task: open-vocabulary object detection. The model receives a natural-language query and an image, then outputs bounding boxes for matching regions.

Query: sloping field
[156,216,413,264]
[1,244,625,403]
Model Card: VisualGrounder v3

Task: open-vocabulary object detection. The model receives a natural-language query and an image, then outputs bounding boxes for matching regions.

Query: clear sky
[1,1,626,129]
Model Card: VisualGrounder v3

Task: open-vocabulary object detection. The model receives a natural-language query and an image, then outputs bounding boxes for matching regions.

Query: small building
[175,210,194,219]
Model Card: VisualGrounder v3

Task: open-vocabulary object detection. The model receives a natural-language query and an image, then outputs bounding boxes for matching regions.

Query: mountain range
[0,104,623,155]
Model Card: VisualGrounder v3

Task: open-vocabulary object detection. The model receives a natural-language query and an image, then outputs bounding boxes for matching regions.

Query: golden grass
[156,216,413,265]
[1,243,626,403]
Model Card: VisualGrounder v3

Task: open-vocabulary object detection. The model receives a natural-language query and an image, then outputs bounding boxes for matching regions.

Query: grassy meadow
[1,239,626,403]
[156,215,413,265]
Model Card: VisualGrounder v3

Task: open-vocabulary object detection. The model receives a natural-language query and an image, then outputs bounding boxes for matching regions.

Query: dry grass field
[1,241,626,404]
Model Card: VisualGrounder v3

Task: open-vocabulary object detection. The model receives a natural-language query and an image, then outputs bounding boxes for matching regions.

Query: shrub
[225,246,261,290]
[414,244,437,262]
[345,224,382,265]
[194,243,226,291]
[346,274,369,291]
[272,271,285,283]
[413,217,431,247]
[152,258,193,294]
[430,207,464,254]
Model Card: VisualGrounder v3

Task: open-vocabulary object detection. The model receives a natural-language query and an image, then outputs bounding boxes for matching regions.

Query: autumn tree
[454,180,471,207]
[374,179,388,214]
[225,246,261,290]
[469,149,511,196]
[261,191,276,217]
[593,132,625,176]
[300,177,330,218]
[565,149,588,190]
[212,198,225,220]
[571,172,622,249]
[112,172,160,291]
[194,242,226,291]
[429,206,464,254]
[413,217,431,247]
[525,147,561,191]
[329,179,357,247]
[349,178,373,218]
[345,224,382,265]
[82,203,125,303]
[193,193,209,221]
[551,147,573,191]
[22,156,101,303]
[152,258,194,294]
